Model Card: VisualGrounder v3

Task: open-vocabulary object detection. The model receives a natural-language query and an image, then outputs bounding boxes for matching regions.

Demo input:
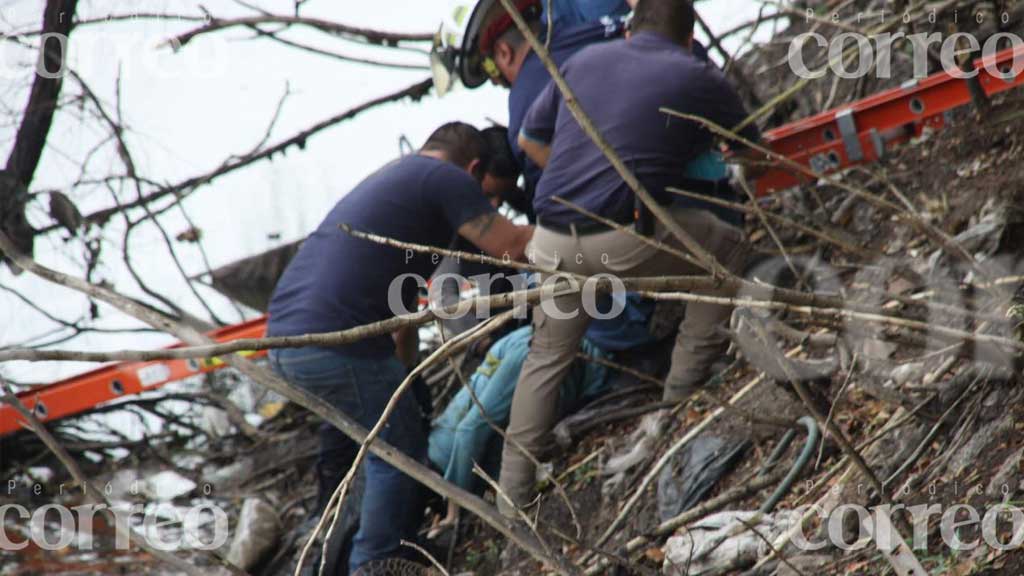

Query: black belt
[538,212,635,236]
[540,179,734,237]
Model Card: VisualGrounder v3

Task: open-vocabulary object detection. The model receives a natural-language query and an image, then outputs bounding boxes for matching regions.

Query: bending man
[267,122,533,573]
[500,0,761,514]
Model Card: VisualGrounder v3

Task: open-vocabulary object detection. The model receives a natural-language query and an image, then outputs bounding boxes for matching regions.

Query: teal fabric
[684,149,729,181]
[427,326,609,491]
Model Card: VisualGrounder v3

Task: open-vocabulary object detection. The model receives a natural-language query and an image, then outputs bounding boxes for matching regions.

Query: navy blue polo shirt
[267,155,496,357]
[507,15,628,208]
[521,31,760,228]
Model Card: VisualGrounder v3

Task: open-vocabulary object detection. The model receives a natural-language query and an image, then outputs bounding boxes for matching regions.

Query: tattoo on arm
[466,212,498,238]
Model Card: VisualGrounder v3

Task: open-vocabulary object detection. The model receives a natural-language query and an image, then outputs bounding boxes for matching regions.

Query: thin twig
[401,540,450,576]
[817,352,859,469]
[473,463,555,558]
[165,14,434,48]
[583,468,789,576]
[734,515,808,576]
[5,280,1020,366]
[666,186,872,258]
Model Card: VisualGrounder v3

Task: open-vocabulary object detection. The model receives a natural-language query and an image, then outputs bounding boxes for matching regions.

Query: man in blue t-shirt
[455,0,743,225]
[457,0,631,219]
[498,0,761,515]
[267,122,533,573]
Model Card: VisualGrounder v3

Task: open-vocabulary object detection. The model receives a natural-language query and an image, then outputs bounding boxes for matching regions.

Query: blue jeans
[269,347,427,574]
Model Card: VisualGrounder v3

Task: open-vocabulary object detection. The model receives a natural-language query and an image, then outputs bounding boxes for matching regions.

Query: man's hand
[518,133,551,169]
[729,145,771,180]
[458,212,534,262]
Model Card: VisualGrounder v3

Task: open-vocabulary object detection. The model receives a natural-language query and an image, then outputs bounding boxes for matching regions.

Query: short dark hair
[481,125,520,180]
[421,122,491,169]
[631,0,695,46]
[493,18,542,51]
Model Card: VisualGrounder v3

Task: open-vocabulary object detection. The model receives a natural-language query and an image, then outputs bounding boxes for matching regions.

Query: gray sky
[0,0,773,383]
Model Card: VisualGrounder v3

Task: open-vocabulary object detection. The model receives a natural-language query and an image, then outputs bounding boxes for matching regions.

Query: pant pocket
[319,378,365,421]
[281,358,365,420]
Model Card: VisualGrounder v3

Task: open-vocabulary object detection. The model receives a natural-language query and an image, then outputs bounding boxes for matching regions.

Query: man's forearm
[518,133,551,169]
[458,213,534,262]
[731,144,770,180]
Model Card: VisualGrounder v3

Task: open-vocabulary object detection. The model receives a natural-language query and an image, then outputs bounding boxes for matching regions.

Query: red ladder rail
[0,317,269,436]
[755,43,1024,195]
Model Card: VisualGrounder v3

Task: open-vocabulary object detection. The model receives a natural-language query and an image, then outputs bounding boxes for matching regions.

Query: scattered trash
[601,410,668,495]
[227,498,282,571]
[201,405,233,438]
[890,361,925,387]
[657,436,749,523]
[662,509,803,574]
[140,470,196,501]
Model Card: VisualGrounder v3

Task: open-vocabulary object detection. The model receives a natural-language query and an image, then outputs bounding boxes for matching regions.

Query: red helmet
[457,0,542,88]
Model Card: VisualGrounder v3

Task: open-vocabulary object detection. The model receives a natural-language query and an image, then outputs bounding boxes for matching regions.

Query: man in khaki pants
[498,0,761,513]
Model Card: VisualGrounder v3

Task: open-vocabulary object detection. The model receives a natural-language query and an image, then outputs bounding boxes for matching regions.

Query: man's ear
[493,40,513,68]
[466,158,483,180]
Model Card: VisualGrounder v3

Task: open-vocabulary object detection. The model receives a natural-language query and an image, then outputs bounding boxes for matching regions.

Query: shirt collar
[628,30,688,51]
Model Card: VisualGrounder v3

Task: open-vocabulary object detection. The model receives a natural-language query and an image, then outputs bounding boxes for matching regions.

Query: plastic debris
[662,509,802,574]
[227,498,282,571]
[140,470,196,501]
[657,436,750,523]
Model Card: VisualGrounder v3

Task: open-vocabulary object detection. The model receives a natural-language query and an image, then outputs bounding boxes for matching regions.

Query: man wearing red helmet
[458,0,634,220]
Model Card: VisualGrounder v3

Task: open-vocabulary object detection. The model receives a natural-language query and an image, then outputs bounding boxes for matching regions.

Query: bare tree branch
[14,12,433,46]
[69,69,226,325]
[34,77,434,237]
[239,25,431,70]
[660,108,1001,290]
[165,14,434,49]
[1,0,79,264]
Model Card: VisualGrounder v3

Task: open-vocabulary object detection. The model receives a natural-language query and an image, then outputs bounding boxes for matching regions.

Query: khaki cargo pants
[497,206,748,513]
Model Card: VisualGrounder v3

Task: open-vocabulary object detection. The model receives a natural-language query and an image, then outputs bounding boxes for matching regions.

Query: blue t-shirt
[267,155,496,357]
[521,31,760,228]
[507,15,628,208]
[540,0,630,30]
